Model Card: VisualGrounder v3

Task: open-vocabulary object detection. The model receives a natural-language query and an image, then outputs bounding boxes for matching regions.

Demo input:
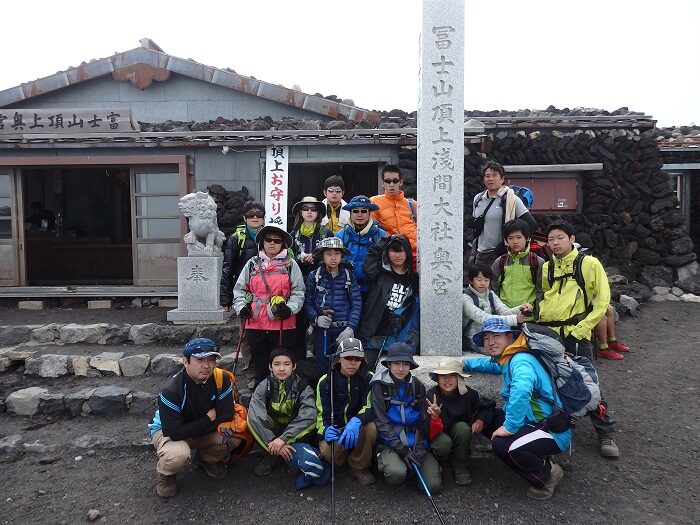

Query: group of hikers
[149,162,629,504]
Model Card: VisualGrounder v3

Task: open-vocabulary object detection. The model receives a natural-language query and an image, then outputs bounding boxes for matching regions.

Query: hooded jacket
[490,248,544,308]
[462,284,520,349]
[356,235,419,342]
[370,191,417,251]
[304,262,362,331]
[321,198,350,232]
[335,219,386,292]
[290,224,334,277]
[426,385,496,440]
[316,359,374,435]
[220,224,260,307]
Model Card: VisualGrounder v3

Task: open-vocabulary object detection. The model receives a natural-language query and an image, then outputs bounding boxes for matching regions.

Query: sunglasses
[245,212,264,219]
[383,178,401,184]
[341,356,363,362]
[300,206,318,212]
[325,188,343,193]
[264,237,283,244]
[351,209,369,214]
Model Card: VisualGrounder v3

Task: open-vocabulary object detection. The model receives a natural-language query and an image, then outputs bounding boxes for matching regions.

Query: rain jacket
[220,224,259,307]
[490,248,544,308]
[335,219,386,292]
[537,248,610,341]
[247,372,316,449]
[463,341,572,452]
[316,359,374,435]
[321,198,350,232]
[290,224,334,277]
[304,263,362,331]
[426,385,496,440]
[370,192,418,252]
[232,251,305,331]
[462,284,520,349]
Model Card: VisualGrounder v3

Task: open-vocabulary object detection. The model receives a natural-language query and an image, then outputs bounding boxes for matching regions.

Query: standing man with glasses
[370,165,418,254]
[220,201,266,389]
[321,175,349,233]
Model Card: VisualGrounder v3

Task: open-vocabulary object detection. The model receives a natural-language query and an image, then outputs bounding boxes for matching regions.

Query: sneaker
[193,452,228,478]
[350,468,376,486]
[452,463,472,486]
[526,463,564,501]
[599,437,620,458]
[156,473,178,498]
[598,348,624,360]
[254,454,282,476]
[608,340,630,352]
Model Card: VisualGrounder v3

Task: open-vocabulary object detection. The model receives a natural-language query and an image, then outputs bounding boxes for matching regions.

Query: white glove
[336,327,354,343]
[316,315,332,329]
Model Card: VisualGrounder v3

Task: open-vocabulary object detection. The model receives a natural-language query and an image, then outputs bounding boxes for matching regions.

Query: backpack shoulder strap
[235,225,247,252]
[487,291,496,312]
[407,198,417,223]
[466,289,480,309]
[498,254,509,287]
[573,253,589,308]
[213,367,223,391]
[546,260,554,288]
[528,251,538,284]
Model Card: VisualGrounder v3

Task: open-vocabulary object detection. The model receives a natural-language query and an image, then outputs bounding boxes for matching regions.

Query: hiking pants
[430,421,472,466]
[376,446,442,494]
[490,424,562,488]
[246,328,294,384]
[319,421,377,472]
[564,336,616,438]
[291,309,310,363]
[312,326,344,371]
[285,442,331,490]
[151,430,231,475]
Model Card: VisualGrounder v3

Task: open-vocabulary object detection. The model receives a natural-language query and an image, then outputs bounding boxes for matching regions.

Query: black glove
[403,449,422,470]
[239,304,252,319]
[271,303,292,320]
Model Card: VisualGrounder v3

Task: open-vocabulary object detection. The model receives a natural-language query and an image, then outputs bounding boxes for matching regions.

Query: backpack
[510,184,534,209]
[212,368,253,459]
[543,252,592,333]
[518,323,602,431]
[497,252,539,288]
[462,289,497,351]
[312,264,353,305]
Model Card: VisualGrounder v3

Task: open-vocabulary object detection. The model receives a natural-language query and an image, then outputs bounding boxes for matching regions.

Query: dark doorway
[287,162,379,225]
[23,167,133,284]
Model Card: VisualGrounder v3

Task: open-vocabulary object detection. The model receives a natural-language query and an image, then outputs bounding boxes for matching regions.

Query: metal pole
[412,463,447,525]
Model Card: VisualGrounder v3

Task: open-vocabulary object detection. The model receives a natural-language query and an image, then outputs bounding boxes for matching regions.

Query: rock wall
[207,184,254,236]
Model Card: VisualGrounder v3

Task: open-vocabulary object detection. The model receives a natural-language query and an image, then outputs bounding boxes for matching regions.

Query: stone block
[619,295,639,315]
[58,323,108,344]
[0,325,34,345]
[676,261,700,294]
[167,256,227,324]
[88,386,130,416]
[649,295,667,302]
[0,348,35,371]
[218,353,236,371]
[88,300,112,309]
[651,286,670,296]
[0,434,23,456]
[69,355,93,377]
[31,324,62,343]
[638,265,673,289]
[71,434,118,449]
[24,357,40,375]
[131,298,144,308]
[6,387,48,416]
[671,286,684,297]
[39,393,66,415]
[129,323,158,345]
[100,324,130,345]
[19,300,45,310]
[65,388,96,417]
[198,324,237,344]
[128,391,156,415]
[158,299,178,308]
[155,324,197,345]
[412,354,501,402]
[90,352,124,376]
[119,354,150,376]
[38,354,70,378]
[166,309,231,324]
[151,354,182,375]
[681,293,700,303]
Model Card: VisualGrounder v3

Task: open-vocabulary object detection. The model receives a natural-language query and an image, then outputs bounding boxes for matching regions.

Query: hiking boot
[599,437,620,458]
[193,452,228,478]
[598,348,624,360]
[254,454,282,476]
[608,340,630,352]
[526,463,564,501]
[350,468,376,486]
[452,463,472,486]
[156,473,178,498]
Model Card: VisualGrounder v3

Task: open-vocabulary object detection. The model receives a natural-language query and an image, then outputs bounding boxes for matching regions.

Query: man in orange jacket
[370,165,418,253]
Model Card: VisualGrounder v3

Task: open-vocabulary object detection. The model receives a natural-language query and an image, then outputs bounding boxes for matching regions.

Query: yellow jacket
[370,191,417,251]
[537,248,610,340]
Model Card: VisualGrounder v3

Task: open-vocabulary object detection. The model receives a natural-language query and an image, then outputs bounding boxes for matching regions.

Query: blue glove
[323,424,341,443]
[338,417,361,449]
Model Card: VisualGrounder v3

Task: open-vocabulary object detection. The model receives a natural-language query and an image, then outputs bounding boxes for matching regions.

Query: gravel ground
[1,301,698,524]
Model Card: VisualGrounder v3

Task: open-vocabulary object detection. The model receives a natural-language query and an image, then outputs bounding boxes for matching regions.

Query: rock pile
[207,184,254,236]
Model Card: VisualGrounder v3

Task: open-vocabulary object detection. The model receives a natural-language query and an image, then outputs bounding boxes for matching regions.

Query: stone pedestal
[167,256,232,325]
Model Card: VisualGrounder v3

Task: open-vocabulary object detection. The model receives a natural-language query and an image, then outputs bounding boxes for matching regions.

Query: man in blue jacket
[462,318,571,501]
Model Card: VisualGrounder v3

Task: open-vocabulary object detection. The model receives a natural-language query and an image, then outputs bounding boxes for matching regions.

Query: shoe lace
[600,437,615,446]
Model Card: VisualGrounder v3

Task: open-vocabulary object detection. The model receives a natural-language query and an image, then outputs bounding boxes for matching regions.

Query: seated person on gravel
[316,337,377,486]
[462,319,571,501]
[247,347,330,490]
[463,263,530,353]
[148,338,248,498]
[426,359,496,486]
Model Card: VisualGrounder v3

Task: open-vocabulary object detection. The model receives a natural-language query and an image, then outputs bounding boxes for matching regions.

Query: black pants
[290,310,309,364]
[246,328,293,384]
[563,336,616,438]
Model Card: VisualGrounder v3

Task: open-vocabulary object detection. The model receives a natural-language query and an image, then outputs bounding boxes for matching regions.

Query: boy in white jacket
[462,264,530,353]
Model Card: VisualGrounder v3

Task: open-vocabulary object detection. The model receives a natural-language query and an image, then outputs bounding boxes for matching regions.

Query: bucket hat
[312,236,351,260]
[381,342,418,370]
[472,318,521,348]
[342,195,379,212]
[255,225,293,250]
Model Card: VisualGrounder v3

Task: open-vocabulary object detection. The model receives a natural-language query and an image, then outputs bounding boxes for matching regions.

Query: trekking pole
[412,463,447,525]
[232,318,247,375]
[373,334,390,370]
[328,349,336,525]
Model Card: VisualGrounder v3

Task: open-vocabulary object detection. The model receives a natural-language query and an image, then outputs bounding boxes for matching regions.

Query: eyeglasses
[341,356,363,362]
[383,178,401,184]
[300,206,318,212]
[245,212,264,219]
[351,209,369,214]
[264,237,283,245]
[325,188,343,193]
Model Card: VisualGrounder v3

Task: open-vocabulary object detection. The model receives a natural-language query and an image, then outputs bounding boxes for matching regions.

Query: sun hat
[429,358,471,395]
[342,195,379,212]
[183,338,222,359]
[381,342,419,370]
[472,318,521,348]
[255,225,293,250]
[292,196,327,217]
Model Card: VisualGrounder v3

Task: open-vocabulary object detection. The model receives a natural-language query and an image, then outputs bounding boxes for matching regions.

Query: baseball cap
[183,338,222,359]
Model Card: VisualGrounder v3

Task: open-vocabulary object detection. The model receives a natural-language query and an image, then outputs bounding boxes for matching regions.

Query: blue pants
[286,442,330,490]
[312,327,343,371]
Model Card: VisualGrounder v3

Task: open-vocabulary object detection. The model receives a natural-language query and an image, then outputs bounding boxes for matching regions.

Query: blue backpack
[510,184,534,209]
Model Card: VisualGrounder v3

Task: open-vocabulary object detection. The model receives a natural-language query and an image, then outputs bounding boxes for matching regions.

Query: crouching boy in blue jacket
[247,347,330,490]
[316,338,377,485]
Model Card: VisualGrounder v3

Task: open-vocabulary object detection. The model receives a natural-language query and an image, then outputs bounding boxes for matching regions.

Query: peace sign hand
[425,394,442,419]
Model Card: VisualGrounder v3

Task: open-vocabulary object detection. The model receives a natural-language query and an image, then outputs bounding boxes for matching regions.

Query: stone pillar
[418,0,465,356]
[166,256,231,324]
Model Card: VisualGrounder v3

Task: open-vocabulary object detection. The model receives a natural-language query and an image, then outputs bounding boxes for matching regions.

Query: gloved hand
[337,417,361,449]
[336,327,354,343]
[316,315,332,329]
[323,424,341,443]
[403,449,422,470]
[238,304,252,319]
[271,303,292,320]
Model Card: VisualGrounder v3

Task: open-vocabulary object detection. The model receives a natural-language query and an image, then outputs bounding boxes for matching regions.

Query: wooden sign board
[0,108,139,135]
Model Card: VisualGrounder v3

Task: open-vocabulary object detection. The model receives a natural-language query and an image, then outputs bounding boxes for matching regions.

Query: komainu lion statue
[178,192,225,255]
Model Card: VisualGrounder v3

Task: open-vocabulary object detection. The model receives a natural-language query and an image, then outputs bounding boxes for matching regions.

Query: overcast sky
[1,1,697,127]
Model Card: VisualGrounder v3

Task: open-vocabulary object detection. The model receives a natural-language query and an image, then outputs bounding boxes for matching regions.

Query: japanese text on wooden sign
[0,108,139,135]
[265,146,289,229]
